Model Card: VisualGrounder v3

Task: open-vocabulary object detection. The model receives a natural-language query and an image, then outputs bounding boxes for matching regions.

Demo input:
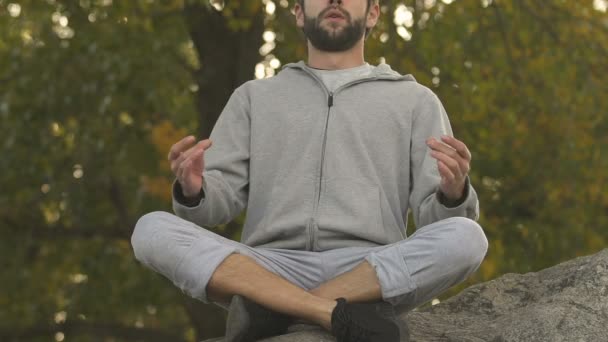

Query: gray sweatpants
[131,211,488,314]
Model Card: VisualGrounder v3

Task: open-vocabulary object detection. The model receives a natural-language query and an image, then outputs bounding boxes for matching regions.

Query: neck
[306,38,366,70]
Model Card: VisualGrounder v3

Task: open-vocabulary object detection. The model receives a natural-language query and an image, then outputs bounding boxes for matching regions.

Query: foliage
[1,0,607,340]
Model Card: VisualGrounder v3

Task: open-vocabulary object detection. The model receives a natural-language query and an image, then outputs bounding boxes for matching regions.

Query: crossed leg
[206,253,338,330]
[132,212,487,332]
[205,216,488,330]
[309,260,382,303]
[130,211,367,331]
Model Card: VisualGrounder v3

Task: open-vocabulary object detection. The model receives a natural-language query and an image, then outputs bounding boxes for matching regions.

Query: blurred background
[1,0,607,341]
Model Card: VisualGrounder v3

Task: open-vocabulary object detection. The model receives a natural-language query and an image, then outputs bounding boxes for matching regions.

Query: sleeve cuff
[173,180,205,208]
[436,177,471,208]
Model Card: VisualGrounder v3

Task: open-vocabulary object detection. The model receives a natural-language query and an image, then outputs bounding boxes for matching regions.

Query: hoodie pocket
[316,178,382,249]
[249,174,315,249]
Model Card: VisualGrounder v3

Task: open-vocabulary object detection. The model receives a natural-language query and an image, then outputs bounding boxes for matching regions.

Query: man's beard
[302,9,367,52]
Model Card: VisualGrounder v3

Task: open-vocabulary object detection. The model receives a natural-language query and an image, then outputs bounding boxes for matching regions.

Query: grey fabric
[308,63,374,92]
[171,60,479,252]
[131,211,487,313]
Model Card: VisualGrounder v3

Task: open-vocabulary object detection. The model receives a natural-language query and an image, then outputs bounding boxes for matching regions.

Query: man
[131,0,488,341]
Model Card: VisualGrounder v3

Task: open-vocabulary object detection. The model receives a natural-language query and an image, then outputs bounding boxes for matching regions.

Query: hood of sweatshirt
[282,60,417,83]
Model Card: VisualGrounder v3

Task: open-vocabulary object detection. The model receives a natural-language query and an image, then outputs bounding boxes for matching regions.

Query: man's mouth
[324,9,346,20]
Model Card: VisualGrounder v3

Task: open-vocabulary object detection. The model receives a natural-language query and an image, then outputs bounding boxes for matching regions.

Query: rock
[405,248,608,342]
[206,249,608,342]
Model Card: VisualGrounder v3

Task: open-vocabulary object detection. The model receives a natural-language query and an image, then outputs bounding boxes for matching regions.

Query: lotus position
[131,0,488,341]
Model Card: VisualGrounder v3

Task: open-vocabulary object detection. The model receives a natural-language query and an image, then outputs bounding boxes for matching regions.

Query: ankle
[311,297,337,331]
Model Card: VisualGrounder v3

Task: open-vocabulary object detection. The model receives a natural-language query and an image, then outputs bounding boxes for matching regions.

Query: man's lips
[324,9,346,20]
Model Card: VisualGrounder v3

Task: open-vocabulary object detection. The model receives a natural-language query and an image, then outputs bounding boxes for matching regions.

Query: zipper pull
[328,93,334,107]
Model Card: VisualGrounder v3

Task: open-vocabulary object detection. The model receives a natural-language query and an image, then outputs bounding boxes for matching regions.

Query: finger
[200,139,213,150]
[179,154,193,175]
[431,149,470,176]
[431,151,463,179]
[171,152,184,174]
[184,160,195,188]
[427,138,469,173]
[173,140,209,170]
[177,144,198,163]
[440,135,472,161]
[437,160,456,183]
[182,139,213,160]
[184,148,205,167]
[426,137,459,159]
[171,151,192,174]
[177,159,191,185]
[168,135,196,161]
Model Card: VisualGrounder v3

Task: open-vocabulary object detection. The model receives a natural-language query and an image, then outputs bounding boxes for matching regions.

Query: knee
[131,211,171,263]
[448,217,488,270]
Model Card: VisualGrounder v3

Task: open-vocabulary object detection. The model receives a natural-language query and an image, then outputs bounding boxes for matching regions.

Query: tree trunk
[180,4,265,340]
[183,4,265,139]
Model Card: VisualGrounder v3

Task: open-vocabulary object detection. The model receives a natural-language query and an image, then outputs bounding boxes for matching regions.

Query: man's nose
[329,0,343,4]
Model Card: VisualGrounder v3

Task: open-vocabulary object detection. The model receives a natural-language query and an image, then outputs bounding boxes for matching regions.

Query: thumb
[201,139,213,150]
[194,139,212,163]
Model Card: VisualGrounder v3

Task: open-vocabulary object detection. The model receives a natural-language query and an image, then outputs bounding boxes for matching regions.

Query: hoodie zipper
[298,67,406,251]
[309,91,334,250]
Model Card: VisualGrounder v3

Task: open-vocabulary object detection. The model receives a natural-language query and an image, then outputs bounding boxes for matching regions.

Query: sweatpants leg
[364,217,488,313]
[319,217,487,313]
[131,211,323,306]
[132,212,487,314]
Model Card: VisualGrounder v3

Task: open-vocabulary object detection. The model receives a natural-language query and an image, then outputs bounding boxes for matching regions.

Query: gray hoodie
[173,61,479,251]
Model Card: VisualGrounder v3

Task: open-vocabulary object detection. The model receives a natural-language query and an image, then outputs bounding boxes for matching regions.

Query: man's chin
[320,23,346,33]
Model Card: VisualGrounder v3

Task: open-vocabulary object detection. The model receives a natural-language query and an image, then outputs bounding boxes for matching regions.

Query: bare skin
[308,260,382,303]
[206,253,382,330]
[207,254,338,330]
[167,0,473,332]
[294,0,380,70]
[167,135,212,197]
[426,135,472,201]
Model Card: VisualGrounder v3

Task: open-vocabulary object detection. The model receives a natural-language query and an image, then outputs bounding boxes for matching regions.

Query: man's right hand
[168,136,213,198]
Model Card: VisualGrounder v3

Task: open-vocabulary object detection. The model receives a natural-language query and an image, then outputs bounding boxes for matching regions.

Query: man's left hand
[426,135,472,201]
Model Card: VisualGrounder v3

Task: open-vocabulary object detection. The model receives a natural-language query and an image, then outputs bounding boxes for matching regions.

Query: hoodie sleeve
[408,88,479,228]
[172,86,250,227]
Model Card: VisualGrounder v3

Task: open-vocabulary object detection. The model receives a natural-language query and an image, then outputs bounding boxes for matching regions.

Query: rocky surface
[207,249,608,342]
[405,248,608,342]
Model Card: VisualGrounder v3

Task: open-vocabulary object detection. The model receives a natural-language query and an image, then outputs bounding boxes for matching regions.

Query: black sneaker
[331,298,401,342]
[224,295,292,342]
[370,301,410,341]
